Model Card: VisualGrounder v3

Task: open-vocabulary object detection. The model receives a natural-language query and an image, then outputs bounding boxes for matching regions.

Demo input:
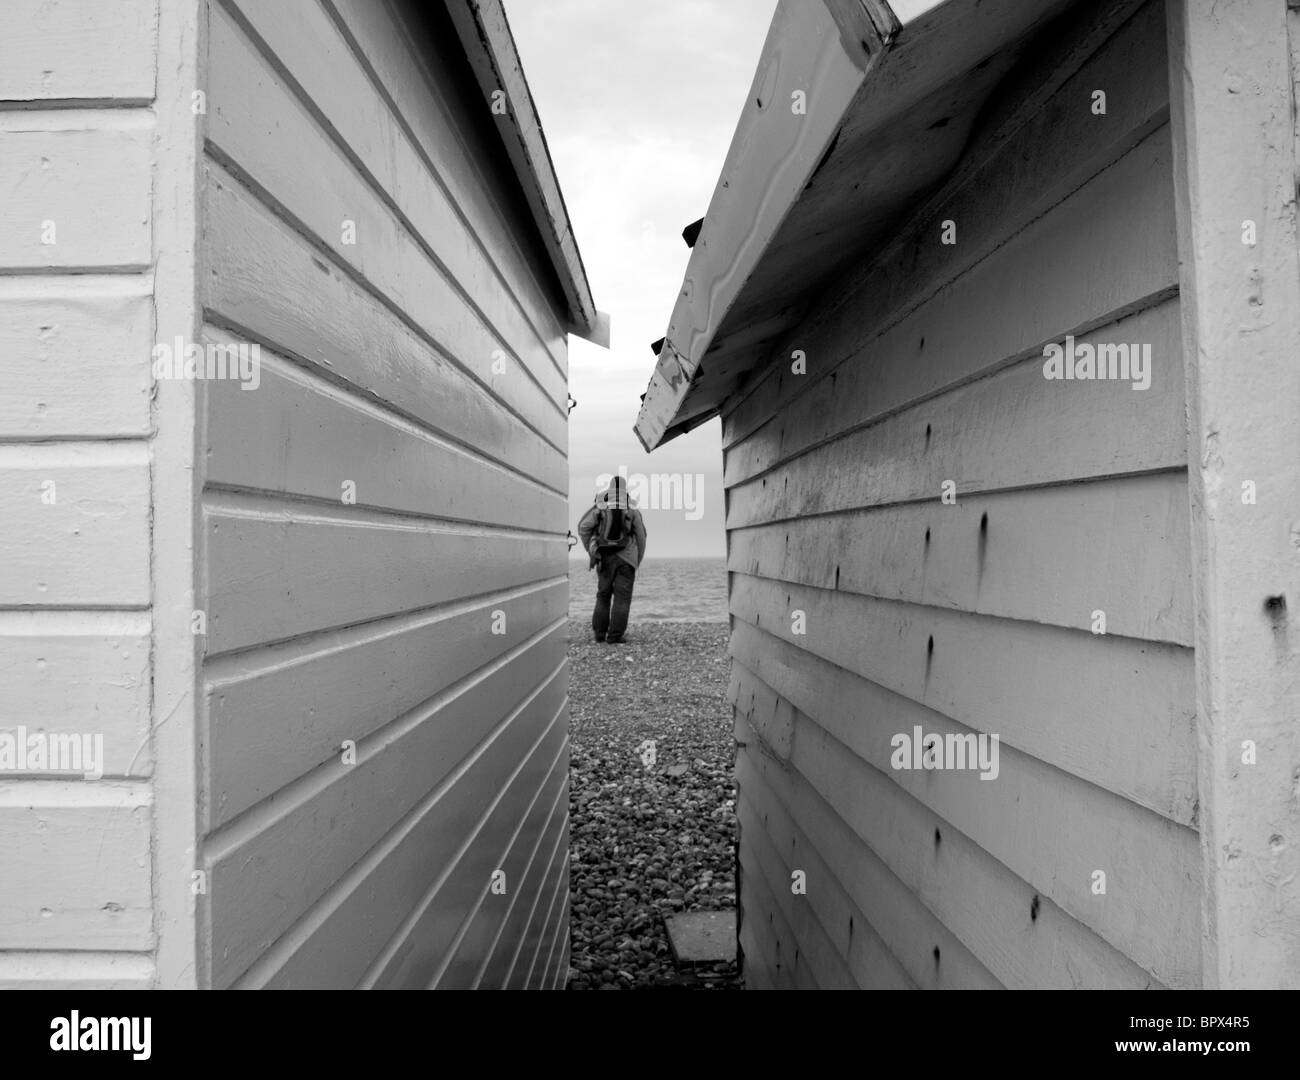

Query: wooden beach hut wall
[0,0,602,989]
[636,0,1300,989]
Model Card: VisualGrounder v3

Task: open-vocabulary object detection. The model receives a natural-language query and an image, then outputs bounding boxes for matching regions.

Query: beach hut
[636,0,1300,988]
[0,0,601,988]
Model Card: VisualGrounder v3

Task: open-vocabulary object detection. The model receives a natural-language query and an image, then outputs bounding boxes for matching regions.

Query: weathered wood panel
[0,612,152,779]
[722,0,1172,448]
[727,1,1197,990]
[730,578,1197,825]
[0,445,150,608]
[204,580,566,829]
[733,633,1200,986]
[736,706,1000,988]
[0,0,157,103]
[728,471,1193,646]
[0,281,153,439]
[0,783,153,951]
[201,497,560,655]
[194,0,576,989]
[0,127,152,271]
[208,1,566,401]
[201,164,566,489]
[205,346,564,532]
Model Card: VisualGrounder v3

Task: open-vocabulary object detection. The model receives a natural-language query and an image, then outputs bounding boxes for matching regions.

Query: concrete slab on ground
[664,910,737,964]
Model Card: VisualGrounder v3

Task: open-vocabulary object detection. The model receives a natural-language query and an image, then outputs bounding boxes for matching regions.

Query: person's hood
[595,474,636,510]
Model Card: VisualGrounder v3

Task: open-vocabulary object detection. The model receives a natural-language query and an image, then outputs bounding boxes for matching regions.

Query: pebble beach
[566,619,741,989]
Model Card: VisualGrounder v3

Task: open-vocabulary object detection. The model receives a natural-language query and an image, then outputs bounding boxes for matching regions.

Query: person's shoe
[606,635,624,644]
[593,634,606,643]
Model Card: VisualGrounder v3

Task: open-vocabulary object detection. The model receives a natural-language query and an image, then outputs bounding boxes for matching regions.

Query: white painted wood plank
[0,612,151,778]
[736,720,999,989]
[729,577,1197,826]
[0,445,150,607]
[737,796,865,989]
[725,297,1186,529]
[323,0,568,360]
[0,281,153,438]
[204,631,564,988]
[521,849,570,990]
[1168,0,1300,990]
[0,129,152,269]
[723,129,1177,460]
[205,347,564,532]
[0,0,156,103]
[0,951,154,990]
[741,720,1168,989]
[734,640,1202,987]
[201,164,566,488]
[239,701,565,989]
[201,496,561,654]
[728,471,1193,646]
[739,833,819,990]
[0,783,153,950]
[395,735,567,990]
[737,773,916,990]
[204,5,568,412]
[473,781,569,990]
[204,579,566,830]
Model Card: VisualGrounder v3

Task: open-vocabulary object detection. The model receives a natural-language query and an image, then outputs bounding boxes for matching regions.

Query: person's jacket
[577,476,647,570]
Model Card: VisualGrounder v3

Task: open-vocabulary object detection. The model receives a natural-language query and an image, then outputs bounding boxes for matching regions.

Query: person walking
[577,474,647,644]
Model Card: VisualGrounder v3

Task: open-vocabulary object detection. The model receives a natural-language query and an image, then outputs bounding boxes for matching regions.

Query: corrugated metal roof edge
[446,0,609,346]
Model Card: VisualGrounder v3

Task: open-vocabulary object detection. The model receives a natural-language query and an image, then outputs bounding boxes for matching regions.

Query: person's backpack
[594,507,631,553]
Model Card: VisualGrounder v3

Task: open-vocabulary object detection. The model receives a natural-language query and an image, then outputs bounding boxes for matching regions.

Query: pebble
[566,620,740,990]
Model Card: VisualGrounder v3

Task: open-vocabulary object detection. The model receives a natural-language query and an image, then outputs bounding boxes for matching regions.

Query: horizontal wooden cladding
[419,739,568,989]
[0,782,153,951]
[721,0,1175,450]
[0,279,152,438]
[236,694,566,990]
[204,578,567,830]
[730,576,1197,826]
[0,127,152,270]
[516,847,570,990]
[468,778,569,988]
[204,4,567,413]
[0,443,150,607]
[737,780,910,989]
[201,164,566,488]
[736,716,1000,989]
[723,126,1177,455]
[732,646,1200,987]
[203,626,565,988]
[0,612,152,779]
[726,298,1185,529]
[728,471,1193,646]
[736,717,1169,989]
[0,0,156,103]
[201,492,563,656]
[0,951,154,990]
[323,0,567,364]
[206,346,565,532]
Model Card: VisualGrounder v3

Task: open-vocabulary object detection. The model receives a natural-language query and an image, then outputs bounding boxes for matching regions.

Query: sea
[568,556,728,622]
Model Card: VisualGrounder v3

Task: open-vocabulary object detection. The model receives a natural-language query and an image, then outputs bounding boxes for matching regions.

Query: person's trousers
[593,555,636,641]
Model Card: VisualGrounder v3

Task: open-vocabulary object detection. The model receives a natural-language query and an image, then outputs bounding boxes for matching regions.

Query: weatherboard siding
[0,0,171,990]
[197,0,569,989]
[726,1,1199,989]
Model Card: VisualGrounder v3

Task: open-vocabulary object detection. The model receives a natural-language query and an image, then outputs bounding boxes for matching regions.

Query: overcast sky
[505,0,780,557]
